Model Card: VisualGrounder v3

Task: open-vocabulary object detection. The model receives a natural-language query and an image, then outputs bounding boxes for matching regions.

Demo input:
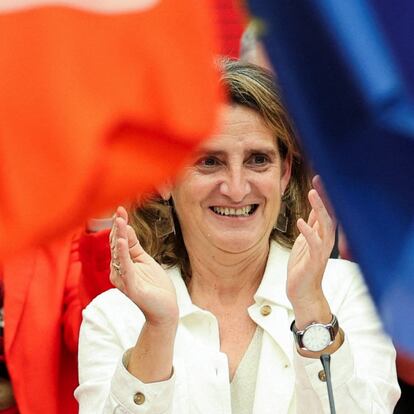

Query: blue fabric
[248,0,414,352]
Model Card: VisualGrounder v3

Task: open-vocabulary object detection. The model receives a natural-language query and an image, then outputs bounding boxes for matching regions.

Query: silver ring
[111,261,122,276]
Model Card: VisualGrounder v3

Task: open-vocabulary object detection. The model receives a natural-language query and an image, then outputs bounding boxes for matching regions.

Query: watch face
[302,324,331,352]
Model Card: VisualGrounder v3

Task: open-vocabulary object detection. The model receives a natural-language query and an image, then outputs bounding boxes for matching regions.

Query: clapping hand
[287,176,336,328]
[109,206,178,327]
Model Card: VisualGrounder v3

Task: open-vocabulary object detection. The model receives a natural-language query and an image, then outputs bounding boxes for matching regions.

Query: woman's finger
[109,263,126,291]
[308,189,335,240]
[109,206,128,250]
[307,208,317,228]
[109,222,116,251]
[115,237,137,280]
[125,225,151,264]
[114,216,127,241]
[297,217,321,254]
[109,228,126,289]
[111,216,134,275]
[312,175,336,221]
[116,205,129,222]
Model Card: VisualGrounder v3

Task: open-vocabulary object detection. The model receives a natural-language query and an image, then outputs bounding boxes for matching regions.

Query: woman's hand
[287,176,336,329]
[110,206,178,382]
[109,206,179,327]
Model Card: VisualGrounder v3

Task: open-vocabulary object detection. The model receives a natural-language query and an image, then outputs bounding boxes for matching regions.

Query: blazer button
[318,370,327,382]
[133,392,146,405]
[260,305,272,316]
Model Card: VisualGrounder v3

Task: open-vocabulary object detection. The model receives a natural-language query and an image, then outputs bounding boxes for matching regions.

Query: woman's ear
[281,154,292,195]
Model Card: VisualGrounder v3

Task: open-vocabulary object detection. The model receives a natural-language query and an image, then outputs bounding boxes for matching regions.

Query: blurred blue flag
[248,0,414,352]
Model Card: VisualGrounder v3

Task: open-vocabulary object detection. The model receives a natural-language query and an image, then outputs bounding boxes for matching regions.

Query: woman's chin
[210,235,262,254]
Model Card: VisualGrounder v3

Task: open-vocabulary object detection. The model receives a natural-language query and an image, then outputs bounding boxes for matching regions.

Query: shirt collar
[168,267,199,318]
[167,240,293,319]
[253,241,293,310]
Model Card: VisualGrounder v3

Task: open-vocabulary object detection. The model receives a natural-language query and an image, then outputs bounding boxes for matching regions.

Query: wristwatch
[290,314,339,352]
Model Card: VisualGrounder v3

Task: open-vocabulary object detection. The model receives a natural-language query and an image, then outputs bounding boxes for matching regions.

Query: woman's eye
[250,154,269,165]
[198,157,219,167]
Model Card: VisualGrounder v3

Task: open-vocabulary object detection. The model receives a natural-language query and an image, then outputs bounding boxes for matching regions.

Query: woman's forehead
[200,104,276,151]
[197,137,277,156]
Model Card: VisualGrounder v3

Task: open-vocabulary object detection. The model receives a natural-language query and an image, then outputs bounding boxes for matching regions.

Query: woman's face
[171,104,291,254]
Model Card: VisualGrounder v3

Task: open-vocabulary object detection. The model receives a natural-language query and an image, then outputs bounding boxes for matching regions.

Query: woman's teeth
[212,205,254,217]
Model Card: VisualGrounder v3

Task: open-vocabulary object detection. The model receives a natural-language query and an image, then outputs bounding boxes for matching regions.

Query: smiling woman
[76,60,400,414]
[124,61,312,282]
[171,105,291,257]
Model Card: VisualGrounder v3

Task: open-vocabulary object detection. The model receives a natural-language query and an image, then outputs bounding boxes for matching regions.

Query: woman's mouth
[210,204,258,217]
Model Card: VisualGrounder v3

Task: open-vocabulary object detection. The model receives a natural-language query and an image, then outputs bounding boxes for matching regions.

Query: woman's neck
[187,242,270,310]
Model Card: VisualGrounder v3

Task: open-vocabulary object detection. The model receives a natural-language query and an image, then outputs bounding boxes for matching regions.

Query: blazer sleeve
[76,301,175,414]
[293,260,401,413]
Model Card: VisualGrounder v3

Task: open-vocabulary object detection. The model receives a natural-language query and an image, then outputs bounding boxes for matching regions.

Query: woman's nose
[219,169,251,203]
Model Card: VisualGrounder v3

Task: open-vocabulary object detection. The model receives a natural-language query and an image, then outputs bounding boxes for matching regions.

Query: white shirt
[75,241,400,413]
[230,326,263,414]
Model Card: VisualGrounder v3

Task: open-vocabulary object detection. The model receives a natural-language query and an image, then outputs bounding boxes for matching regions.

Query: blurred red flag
[0,0,222,256]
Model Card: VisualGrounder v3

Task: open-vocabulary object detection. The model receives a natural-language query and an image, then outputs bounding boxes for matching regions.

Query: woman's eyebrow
[194,145,278,159]
[245,147,278,156]
[193,149,227,158]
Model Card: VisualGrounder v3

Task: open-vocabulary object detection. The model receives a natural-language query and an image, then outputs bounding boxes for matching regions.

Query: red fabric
[212,0,247,57]
[397,352,414,386]
[0,406,19,414]
[78,229,112,307]
[0,274,4,365]
[0,1,222,258]
[2,229,111,414]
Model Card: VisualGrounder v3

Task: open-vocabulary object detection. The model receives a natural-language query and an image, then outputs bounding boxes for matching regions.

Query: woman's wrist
[291,293,344,358]
[291,293,331,330]
[128,321,178,383]
[145,305,179,330]
[145,317,179,334]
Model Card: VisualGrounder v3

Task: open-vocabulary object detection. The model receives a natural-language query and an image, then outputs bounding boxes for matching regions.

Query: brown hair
[129,59,311,281]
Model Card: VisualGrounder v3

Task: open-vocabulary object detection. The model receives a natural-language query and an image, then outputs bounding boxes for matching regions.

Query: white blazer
[76,242,400,413]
